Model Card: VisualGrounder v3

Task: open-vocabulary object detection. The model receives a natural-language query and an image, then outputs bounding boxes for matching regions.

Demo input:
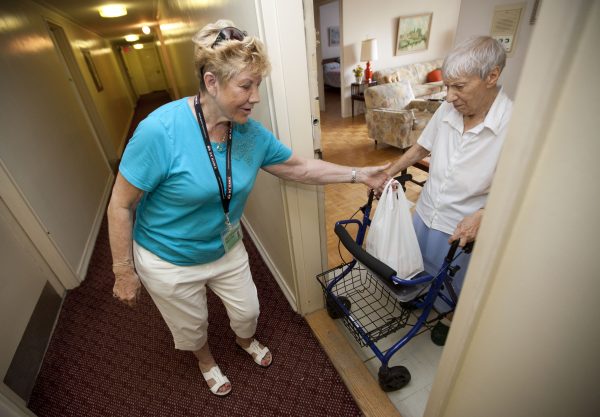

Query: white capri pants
[133,241,260,351]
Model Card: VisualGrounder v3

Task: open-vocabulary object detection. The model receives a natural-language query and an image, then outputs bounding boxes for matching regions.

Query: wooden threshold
[305,309,402,417]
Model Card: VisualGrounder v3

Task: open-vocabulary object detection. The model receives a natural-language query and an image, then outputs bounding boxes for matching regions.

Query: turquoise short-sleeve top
[119,98,292,265]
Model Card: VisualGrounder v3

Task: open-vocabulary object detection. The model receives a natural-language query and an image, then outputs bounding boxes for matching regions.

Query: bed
[322,57,341,88]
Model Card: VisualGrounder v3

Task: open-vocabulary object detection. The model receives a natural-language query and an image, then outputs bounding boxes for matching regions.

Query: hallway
[26,94,362,417]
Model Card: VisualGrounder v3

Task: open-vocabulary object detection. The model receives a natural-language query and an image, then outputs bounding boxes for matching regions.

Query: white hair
[442,36,506,80]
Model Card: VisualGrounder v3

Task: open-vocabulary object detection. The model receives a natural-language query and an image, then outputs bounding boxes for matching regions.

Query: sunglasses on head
[211,26,247,48]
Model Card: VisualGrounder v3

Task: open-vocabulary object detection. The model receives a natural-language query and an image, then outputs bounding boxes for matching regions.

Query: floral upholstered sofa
[365,59,446,149]
[372,58,445,100]
[364,82,442,149]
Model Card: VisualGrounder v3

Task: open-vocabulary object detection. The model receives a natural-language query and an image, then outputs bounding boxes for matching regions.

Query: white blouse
[416,89,513,235]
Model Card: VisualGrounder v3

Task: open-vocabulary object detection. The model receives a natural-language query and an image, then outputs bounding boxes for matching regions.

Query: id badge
[221,222,243,252]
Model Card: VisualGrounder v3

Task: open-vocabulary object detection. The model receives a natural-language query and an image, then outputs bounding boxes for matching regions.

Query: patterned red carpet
[28,218,361,417]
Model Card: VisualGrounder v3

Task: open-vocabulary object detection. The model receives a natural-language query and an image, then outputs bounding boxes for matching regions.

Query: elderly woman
[387,36,512,338]
[107,20,389,396]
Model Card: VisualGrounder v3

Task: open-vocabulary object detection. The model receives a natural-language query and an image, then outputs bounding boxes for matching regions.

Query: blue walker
[316,175,473,391]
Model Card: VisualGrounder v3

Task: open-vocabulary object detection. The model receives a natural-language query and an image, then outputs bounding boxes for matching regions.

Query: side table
[350,81,377,117]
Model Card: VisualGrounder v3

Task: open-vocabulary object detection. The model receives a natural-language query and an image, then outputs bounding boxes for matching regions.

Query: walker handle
[394,174,412,192]
[367,189,374,206]
[334,223,397,281]
[365,174,410,205]
[445,240,475,263]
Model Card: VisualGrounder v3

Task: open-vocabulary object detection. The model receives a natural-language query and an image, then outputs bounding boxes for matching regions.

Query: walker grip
[334,224,397,281]
[445,240,460,263]
[445,240,475,263]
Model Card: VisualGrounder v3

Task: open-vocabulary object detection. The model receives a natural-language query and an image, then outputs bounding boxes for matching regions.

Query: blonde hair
[192,20,271,91]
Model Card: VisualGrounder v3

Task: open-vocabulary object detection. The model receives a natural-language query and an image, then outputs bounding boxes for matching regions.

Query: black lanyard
[193,95,233,226]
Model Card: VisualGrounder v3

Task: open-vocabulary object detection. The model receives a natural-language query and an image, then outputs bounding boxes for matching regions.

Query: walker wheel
[378,366,411,391]
[326,295,351,319]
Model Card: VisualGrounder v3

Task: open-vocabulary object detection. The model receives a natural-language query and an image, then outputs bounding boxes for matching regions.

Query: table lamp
[361,38,378,83]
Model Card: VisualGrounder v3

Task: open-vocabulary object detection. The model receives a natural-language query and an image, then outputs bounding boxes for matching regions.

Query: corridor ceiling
[38,0,158,40]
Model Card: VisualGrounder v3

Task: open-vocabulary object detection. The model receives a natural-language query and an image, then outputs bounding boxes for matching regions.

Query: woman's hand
[113,268,141,307]
[359,163,392,195]
[449,209,484,247]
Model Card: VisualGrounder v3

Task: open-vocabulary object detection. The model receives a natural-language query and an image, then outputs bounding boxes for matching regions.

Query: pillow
[392,79,416,109]
[426,69,442,83]
[365,79,416,109]
[323,62,340,71]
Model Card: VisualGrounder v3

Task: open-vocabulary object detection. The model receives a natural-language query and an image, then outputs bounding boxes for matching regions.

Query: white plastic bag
[365,179,424,279]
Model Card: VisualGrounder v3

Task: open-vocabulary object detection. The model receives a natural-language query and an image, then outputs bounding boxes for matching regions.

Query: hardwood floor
[320,88,428,268]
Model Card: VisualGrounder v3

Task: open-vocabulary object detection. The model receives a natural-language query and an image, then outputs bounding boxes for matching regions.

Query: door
[120,43,167,95]
[46,21,115,168]
[138,44,167,92]
[304,0,322,157]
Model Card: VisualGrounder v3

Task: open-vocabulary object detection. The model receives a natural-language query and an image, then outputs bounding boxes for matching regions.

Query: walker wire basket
[317,262,413,347]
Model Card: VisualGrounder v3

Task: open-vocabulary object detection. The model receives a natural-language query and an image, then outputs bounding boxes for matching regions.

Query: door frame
[46,20,116,171]
[256,0,326,314]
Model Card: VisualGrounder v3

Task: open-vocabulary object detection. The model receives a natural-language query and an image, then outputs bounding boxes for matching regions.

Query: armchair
[364,80,442,149]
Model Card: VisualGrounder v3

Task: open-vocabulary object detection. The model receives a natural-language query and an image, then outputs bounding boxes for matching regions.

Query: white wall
[341,0,461,117]
[0,0,126,284]
[455,0,536,98]
[426,1,600,416]
[319,1,340,59]
[68,29,134,161]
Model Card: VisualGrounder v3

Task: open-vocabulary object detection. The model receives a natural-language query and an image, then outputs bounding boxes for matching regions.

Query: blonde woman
[108,20,389,396]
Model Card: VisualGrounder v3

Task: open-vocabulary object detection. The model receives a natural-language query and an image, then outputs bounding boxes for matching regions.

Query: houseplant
[352,65,364,83]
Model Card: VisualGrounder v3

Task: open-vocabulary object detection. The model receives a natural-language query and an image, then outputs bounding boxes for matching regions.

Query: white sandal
[201,366,231,396]
[238,339,272,367]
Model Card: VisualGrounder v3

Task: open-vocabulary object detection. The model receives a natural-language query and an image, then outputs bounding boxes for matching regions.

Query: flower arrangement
[352,65,364,78]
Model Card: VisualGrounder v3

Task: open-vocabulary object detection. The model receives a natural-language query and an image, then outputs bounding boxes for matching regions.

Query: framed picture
[81,49,103,92]
[328,26,340,46]
[396,13,433,55]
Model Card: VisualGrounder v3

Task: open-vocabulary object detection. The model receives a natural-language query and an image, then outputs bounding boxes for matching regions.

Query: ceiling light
[142,25,151,35]
[133,43,144,49]
[99,4,127,18]
[124,34,139,42]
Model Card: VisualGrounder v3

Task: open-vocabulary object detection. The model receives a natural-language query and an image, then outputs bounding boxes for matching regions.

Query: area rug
[28,219,362,417]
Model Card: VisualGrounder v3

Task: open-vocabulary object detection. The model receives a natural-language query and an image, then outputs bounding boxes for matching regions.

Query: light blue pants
[412,213,471,314]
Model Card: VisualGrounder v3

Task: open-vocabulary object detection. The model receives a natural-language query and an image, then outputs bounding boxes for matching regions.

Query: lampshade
[360,38,378,61]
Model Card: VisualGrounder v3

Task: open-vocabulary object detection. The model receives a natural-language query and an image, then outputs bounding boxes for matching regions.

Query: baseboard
[241,215,298,312]
[76,173,114,281]
[117,109,135,158]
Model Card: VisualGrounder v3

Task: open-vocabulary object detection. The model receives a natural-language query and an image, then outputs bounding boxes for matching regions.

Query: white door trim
[256,0,326,314]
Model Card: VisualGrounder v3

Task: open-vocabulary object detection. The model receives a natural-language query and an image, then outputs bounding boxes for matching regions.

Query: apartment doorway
[119,43,168,96]
[314,0,342,115]
[45,21,116,169]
